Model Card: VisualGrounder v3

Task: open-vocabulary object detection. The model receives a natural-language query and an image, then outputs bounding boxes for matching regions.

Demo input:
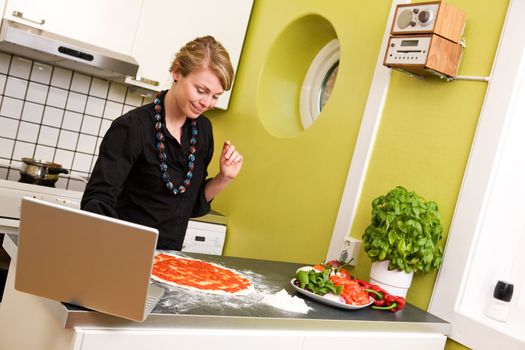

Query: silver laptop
[15,196,164,322]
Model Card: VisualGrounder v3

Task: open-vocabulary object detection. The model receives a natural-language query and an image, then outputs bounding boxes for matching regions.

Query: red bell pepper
[372,294,406,312]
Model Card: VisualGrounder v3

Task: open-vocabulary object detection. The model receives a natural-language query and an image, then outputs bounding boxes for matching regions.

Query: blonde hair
[169,36,234,91]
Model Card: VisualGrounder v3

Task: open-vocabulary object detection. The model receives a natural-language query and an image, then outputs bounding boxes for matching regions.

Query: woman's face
[172,67,224,118]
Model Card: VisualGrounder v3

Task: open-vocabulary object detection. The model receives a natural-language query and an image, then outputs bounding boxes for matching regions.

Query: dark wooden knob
[418,10,430,23]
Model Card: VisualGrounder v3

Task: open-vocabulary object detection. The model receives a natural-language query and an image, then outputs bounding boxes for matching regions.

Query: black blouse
[81,91,214,250]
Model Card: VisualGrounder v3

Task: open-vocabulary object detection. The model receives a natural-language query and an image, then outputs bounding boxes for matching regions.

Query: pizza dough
[151,253,254,295]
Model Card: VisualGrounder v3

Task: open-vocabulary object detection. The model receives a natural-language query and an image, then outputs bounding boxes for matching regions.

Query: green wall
[209,0,392,263]
[208,1,509,349]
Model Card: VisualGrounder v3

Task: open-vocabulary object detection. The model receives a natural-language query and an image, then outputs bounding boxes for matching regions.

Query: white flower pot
[369,260,414,298]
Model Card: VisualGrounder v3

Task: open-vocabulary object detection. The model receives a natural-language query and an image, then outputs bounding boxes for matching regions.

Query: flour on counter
[262,289,311,314]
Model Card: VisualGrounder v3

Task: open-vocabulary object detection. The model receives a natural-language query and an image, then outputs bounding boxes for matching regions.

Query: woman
[81,36,243,250]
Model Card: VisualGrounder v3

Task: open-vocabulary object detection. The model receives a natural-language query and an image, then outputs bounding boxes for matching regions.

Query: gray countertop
[3,234,449,334]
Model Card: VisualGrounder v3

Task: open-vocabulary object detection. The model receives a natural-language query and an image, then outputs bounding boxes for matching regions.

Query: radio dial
[418,10,432,24]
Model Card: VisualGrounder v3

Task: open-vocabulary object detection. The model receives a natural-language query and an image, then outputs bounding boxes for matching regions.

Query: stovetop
[0,179,82,221]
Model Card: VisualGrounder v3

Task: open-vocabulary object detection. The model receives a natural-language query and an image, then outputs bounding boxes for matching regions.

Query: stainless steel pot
[19,157,69,187]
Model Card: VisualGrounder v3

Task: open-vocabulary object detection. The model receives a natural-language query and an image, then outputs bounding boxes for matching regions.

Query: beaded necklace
[153,94,198,195]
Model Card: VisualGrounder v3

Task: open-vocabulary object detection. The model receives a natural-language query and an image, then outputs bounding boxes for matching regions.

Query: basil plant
[362,186,443,273]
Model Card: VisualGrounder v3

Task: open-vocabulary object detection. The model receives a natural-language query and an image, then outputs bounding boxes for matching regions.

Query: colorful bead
[153,94,198,196]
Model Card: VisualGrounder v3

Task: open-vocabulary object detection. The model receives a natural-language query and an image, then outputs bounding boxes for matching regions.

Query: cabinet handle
[12,11,46,25]
[131,76,160,87]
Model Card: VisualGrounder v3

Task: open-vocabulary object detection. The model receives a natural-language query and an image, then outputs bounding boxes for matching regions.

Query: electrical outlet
[339,237,362,266]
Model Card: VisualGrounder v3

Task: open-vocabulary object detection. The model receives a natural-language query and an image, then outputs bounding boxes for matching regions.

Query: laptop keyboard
[144,294,160,316]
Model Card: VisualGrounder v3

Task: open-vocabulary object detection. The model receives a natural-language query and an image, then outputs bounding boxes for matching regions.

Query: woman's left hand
[219,140,243,180]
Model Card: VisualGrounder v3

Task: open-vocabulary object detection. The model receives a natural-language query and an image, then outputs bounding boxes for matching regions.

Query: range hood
[0,19,139,81]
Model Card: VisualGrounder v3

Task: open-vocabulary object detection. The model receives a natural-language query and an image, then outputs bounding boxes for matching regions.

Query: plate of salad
[291,263,373,310]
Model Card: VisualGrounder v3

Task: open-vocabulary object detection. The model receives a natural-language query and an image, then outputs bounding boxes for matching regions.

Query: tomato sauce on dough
[152,253,252,293]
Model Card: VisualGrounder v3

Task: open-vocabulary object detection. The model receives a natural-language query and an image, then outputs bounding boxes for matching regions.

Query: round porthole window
[300,39,340,129]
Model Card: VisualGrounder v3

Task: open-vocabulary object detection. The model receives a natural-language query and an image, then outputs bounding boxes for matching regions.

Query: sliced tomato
[338,268,352,280]
[312,264,324,272]
[338,280,370,306]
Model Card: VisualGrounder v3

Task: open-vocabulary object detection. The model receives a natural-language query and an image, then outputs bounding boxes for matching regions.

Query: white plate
[290,279,374,310]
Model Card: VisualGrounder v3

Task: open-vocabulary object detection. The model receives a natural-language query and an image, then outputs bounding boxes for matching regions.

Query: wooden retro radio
[383,1,466,78]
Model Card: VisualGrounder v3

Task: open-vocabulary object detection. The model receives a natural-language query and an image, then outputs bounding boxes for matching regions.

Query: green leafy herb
[295,268,342,296]
[362,186,443,273]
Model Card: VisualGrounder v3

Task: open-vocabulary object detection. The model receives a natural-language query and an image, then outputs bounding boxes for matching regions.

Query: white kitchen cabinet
[125,0,253,110]
[74,329,304,350]
[3,0,143,55]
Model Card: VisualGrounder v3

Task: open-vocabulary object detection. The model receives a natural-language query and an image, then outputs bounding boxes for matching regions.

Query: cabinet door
[4,0,143,55]
[126,0,253,110]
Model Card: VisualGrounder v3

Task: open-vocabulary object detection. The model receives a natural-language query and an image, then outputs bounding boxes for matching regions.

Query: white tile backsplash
[54,149,74,168]
[42,106,64,127]
[72,152,92,172]
[0,116,18,138]
[122,104,136,114]
[57,129,78,149]
[0,51,148,190]
[26,82,48,104]
[34,145,55,162]
[66,91,87,112]
[90,78,109,98]
[31,62,53,85]
[47,87,68,108]
[38,126,59,147]
[99,119,112,136]
[9,57,32,79]
[22,102,44,123]
[85,96,105,117]
[0,97,23,119]
[51,67,73,89]
[0,137,14,158]
[71,73,91,94]
[5,77,28,98]
[17,121,39,142]
[104,101,124,120]
[77,134,97,154]
[62,111,83,132]
[80,115,101,135]
[95,137,103,155]
[12,140,35,160]
[0,74,7,94]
